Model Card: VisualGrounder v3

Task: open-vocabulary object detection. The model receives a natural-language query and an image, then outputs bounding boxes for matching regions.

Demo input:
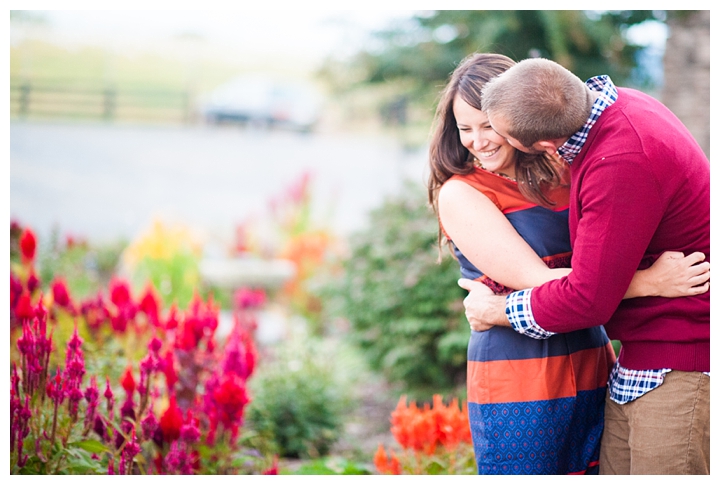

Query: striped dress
[446,167,616,475]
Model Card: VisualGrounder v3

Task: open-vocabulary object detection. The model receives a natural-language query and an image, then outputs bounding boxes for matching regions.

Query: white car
[200,74,323,132]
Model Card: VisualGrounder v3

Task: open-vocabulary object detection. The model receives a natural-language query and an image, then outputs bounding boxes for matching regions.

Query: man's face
[487,113,545,154]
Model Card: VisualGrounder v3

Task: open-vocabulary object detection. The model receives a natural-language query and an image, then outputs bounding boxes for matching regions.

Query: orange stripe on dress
[467,346,612,404]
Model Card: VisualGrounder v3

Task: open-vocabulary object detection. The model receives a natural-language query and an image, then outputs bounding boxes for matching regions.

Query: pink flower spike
[141,410,159,441]
[26,271,41,294]
[149,335,162,354]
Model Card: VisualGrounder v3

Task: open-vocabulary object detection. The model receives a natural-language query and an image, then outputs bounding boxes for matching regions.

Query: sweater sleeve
[527,154,665,333]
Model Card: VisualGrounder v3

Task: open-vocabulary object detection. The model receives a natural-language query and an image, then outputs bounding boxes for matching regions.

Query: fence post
[19,82,31,117]
[103,88,116,121]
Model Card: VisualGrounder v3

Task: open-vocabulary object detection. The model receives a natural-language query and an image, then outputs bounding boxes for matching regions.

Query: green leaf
[68,439,110,454]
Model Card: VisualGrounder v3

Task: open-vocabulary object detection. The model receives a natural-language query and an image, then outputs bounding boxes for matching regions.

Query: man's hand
[457,279,511,332]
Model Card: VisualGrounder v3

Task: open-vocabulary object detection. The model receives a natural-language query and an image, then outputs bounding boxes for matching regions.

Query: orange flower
[374,444,402,475]
[389,394,471,456]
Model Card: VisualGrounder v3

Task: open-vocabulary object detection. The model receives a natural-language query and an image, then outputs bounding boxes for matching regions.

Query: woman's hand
[629,251,710,298]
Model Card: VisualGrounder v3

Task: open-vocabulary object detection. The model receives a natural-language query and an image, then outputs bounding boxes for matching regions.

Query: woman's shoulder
[445,169,533,212]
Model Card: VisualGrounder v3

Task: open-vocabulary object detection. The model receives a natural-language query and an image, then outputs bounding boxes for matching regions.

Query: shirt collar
[557,75,618,164]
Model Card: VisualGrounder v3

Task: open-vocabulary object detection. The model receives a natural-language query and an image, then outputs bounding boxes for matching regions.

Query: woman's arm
[624,251,710,298]
[439,180,710,297]
[438,179,569,290]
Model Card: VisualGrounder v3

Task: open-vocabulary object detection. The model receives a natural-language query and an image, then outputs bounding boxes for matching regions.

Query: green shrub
[246,329,346,459]
[321,181,469,398]
[286,457,372,475]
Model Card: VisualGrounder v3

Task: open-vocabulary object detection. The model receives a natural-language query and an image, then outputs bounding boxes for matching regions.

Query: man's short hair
[481,58,593,147]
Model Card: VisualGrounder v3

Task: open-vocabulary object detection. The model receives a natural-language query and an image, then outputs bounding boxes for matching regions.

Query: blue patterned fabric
[469,389,605,474]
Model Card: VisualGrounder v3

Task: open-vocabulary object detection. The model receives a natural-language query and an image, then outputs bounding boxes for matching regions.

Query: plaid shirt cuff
[608,361,670,404]
[505,289,555,339]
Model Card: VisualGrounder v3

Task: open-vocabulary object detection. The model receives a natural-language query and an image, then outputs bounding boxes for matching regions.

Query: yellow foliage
[122,219,202,269]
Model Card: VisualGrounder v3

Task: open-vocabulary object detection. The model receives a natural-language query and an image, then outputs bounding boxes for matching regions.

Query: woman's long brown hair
[427,53,563,252]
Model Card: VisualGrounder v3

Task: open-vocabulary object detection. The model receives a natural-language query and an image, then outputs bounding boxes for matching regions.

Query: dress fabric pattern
[446,168,615,475]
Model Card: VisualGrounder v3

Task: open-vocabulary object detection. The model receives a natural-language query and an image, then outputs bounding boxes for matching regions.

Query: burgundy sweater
[531,88,710,372]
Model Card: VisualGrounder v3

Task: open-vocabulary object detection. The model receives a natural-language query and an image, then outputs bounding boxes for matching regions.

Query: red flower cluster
[9,223,269,475]
[174,292,219,351]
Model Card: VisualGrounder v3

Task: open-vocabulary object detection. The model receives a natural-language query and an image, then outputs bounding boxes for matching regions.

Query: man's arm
[525,155,665,333]
[459,279,557,339]
[459,156,667,337]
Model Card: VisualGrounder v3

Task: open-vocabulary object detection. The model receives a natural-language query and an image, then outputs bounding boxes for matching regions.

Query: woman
[427,53,709,475]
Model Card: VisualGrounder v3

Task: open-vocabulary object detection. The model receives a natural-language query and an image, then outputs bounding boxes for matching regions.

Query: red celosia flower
[148,335,162,354]
[212,372,249,430]
[138,284,162,327]
[179,410,200,444]
[51,277,73,309]
[104,377,115,417]
[262,456,279,475]
[80,293,110,330]
[10,273,23,308]
[19,228,36,263]
[121,366,136,395]
[141,409,159,442]
[109,278,133,307]
[161,351,178,390]
[233,287,266,310]
[159,395,183,443]
[221,323,257,380]
[164,303,180,330]
[26,271,41,295]
[46,366,65,404]
[14,292,34,321]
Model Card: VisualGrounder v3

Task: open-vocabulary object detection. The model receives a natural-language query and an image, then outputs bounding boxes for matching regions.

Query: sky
[9,7,423,72]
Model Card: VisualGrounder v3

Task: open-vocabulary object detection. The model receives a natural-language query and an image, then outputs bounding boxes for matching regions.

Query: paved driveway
[10,121,428,248]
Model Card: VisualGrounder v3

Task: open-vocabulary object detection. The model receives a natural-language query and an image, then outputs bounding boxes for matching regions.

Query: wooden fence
[9,79,196,123]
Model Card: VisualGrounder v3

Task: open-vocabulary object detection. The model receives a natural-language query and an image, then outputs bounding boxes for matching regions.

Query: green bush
[321,181,469,398]
[285,457,372,475]
[246,329,346,459]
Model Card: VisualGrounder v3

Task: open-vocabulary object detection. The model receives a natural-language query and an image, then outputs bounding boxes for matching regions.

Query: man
[459,58,709,474]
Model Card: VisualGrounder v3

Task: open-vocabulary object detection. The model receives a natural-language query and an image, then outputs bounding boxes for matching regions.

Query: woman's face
[453,95,516,179]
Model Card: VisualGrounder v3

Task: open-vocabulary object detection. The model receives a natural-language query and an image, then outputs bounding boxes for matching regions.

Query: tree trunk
[661,10,710,158]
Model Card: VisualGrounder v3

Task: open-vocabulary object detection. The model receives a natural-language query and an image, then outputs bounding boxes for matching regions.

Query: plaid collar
[557,75,618,164]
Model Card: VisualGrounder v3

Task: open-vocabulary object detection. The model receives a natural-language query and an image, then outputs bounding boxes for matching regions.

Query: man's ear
[533,139,565,156]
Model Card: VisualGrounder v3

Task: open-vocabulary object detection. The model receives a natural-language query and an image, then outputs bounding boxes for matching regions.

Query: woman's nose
[472,133,487,151]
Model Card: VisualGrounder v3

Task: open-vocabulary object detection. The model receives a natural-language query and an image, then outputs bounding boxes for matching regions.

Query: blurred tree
[318,10,666,140]
[661,10,710,157]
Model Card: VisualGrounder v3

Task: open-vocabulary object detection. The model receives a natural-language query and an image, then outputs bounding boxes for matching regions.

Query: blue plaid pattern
[505,289,555,339]
[608,361,670,404]
[557,75,618,165]
[504,75,677,404]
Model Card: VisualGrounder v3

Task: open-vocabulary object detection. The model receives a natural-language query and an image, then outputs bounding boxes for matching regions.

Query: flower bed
[10,225,276,475]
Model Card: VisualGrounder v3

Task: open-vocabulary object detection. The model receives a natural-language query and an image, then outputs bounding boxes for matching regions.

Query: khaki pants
[599,370,710,474]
